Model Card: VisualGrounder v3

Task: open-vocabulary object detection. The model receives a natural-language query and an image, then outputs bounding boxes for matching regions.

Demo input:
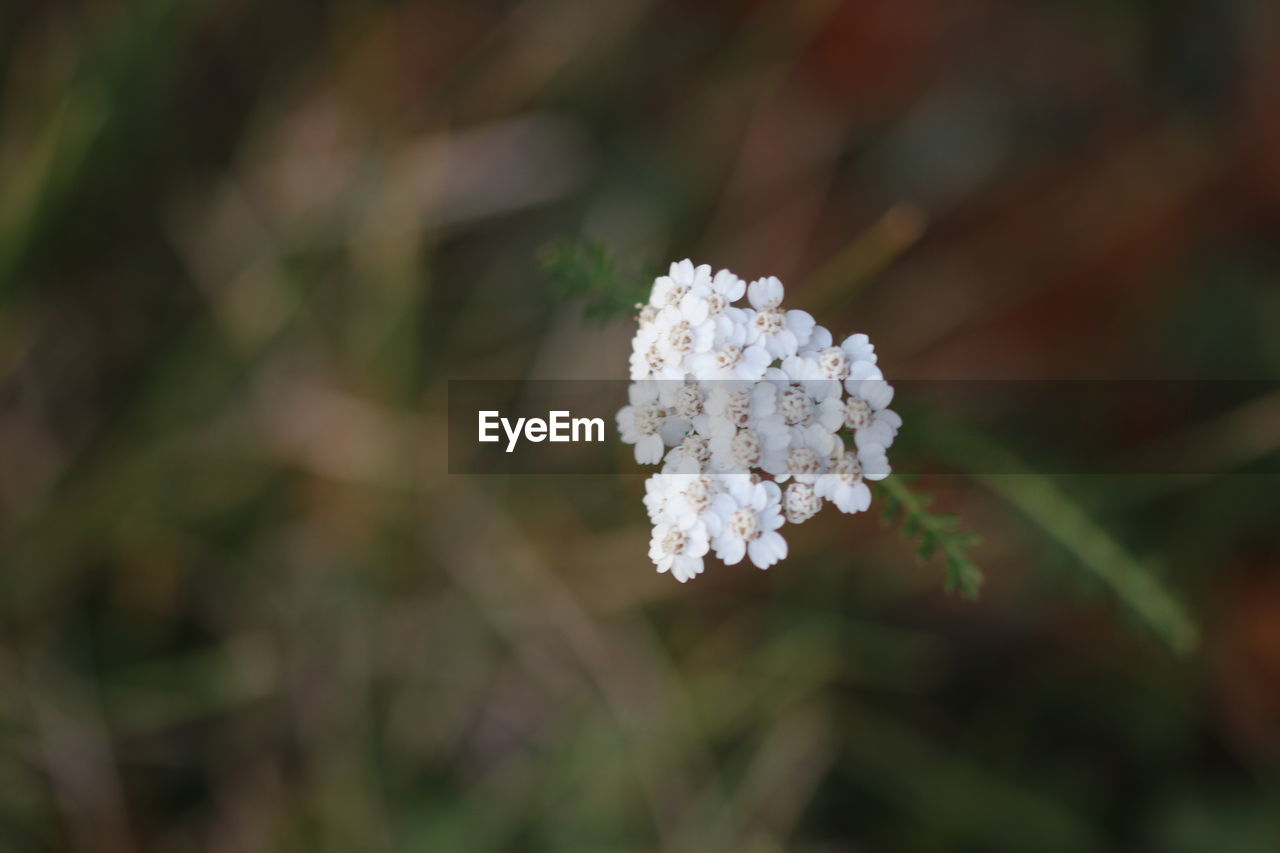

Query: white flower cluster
[618,260,902,583]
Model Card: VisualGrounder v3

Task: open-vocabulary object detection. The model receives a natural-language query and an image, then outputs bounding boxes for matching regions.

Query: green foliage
[915,413,1202,654]
[977,468,1200,654]
[539,238,651,323]
[880,476,984,598]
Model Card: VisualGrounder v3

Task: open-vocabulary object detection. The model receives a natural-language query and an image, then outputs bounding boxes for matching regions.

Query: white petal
[717,536,746,565]
[785,310,815,347]
[747,537,773,569]
[736,346,771,380]
[637,434,664,464]
[763,530,788,561]
[680,291,709,326]
[710,493,738,518]
[747,276,784,309]
[715,269,745,301]
[815,400,844,432]
[832,485,859,513]
[859,444,891,480]
[858,420,896,449]
[702,510,723,537]
[852,482,871,512]
[846,360,884,382]
[806,325,833,352]
[861,379,894,410]
[840,333,876,364]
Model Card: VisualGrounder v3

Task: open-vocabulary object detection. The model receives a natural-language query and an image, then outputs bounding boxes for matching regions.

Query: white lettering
[481,410,605,452]
[502,417,525,453]
[573,417,604,442]
[478,411,500,442]
[549,410,570,442]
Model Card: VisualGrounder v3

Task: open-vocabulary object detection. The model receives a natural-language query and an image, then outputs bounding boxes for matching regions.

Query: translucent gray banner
[446,380,1280,475]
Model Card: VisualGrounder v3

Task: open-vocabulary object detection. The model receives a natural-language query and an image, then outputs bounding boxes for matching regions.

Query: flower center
[780,386,814,425]
[835,453,863,486]
[784,482,820,524]
[819,347,849,380]
[635,402,664,436]
[724,390,752,427]
[667,321,694,353]
[679,436,711,468]
[708,293,726,315]
[662,527,686,554]
[645,343,666,371]
[729,507,758,540]
[674,383,703,419]
[787,446,820,476]
[683,475,713,510]
[753,308,785,337]
[844,397,871,430]
[713,345,743,370]
[730,428,763,468]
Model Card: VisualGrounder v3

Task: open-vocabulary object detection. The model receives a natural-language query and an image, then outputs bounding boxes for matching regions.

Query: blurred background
[3,0,1280,850]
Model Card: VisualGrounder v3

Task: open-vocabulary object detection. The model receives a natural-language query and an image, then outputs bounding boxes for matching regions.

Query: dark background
[2,1,1280,850]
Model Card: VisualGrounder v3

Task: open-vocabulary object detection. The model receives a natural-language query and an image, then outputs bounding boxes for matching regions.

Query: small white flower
[742,276,814,358]
[814,444,890,513]
[662,433,711,474]
[651,259,712,310]
[703,381,776,430]
[628,307,696,380]
[710,479,787,568]
[649,518,712,582]
[674,474,720,521]
[707,268,745,311]
[617,381,667,463]
[769,423,838,482]
[654,304,716,361]
[843,362,901,449]
[680,267,744,323]
[688,311,772,380]
[709,414,789,474]
[659,380,706,421]
[772,376,844,429]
